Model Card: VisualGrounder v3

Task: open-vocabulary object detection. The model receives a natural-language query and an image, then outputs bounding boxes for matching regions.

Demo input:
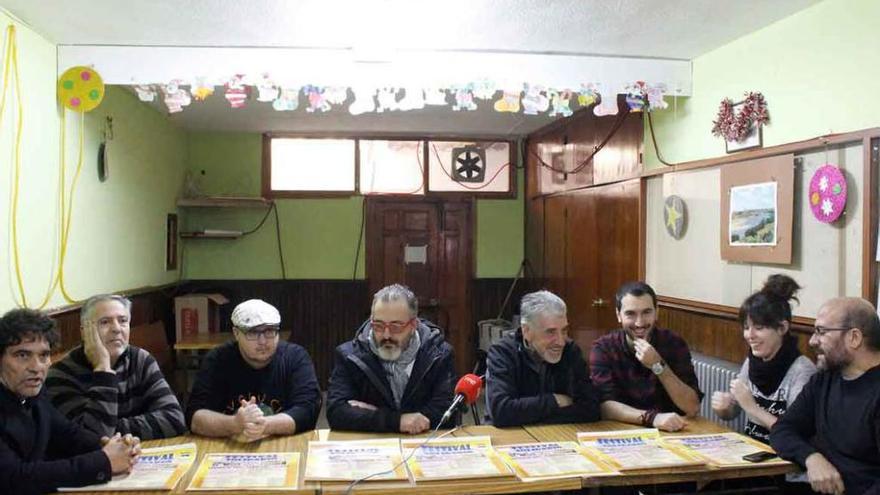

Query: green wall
[182,132,524,280]
[645,0,880,168]
[0,13,187,311]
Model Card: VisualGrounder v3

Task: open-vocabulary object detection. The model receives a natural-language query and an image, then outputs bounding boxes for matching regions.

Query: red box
[174,293,228,341]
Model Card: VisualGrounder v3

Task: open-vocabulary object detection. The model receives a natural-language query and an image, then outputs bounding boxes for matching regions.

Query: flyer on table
[495,441,618,482]
[402,435,513,481]
[59,443,197,492]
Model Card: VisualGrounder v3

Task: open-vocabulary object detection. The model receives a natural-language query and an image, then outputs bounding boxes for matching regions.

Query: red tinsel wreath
[711,92,769,142]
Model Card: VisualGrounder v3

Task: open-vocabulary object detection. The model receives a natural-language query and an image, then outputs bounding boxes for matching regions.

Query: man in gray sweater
[46,294,186,440]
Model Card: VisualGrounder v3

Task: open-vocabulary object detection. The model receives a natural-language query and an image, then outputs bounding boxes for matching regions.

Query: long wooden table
[524,417,795,489]
[67,418,795,494]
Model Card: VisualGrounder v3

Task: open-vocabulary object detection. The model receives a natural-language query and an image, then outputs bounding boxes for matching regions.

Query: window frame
[262,133,516,199]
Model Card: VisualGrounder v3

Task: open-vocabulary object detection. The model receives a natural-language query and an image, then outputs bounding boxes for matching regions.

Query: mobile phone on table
[742,450,778,463]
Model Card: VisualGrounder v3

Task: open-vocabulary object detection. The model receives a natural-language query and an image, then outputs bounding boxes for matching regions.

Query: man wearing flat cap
[185,299,321,442]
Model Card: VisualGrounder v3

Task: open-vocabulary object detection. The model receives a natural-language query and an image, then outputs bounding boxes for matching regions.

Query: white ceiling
[3,0,820,136]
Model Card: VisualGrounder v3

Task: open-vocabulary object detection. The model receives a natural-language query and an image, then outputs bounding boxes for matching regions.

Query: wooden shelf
[180,231,242,240]
[176,197,272,208]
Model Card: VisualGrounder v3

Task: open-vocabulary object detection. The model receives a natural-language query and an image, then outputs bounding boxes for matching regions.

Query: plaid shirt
[589,328,703,414]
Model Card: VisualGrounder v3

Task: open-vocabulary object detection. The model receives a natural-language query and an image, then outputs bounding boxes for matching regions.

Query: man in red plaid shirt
[589,281,703,432]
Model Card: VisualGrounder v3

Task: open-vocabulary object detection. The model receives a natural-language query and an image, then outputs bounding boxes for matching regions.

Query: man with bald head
[771,297,880,495]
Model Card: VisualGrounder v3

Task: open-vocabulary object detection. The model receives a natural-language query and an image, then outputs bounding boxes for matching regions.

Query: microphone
[440,373,483,426]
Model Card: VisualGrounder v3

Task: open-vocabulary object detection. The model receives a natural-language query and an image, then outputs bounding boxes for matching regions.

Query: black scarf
[748,334,800,396]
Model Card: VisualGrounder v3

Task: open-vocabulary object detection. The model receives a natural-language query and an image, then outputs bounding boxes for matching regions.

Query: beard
[377,340,402,361]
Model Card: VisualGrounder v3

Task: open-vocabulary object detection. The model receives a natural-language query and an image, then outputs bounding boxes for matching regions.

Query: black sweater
[185,340,321,432]
[0,386,110,494]
[485,329,601,427]
[770,364,880,495]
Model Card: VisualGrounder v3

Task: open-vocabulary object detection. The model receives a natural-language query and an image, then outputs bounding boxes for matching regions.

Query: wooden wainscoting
[657,296,816,363]
[48,287,175,360]
[180,280,370,386]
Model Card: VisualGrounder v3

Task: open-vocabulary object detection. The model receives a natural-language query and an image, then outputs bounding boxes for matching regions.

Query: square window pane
[359,140,424,195]
[428,141,511,192]
[270,138,355,192]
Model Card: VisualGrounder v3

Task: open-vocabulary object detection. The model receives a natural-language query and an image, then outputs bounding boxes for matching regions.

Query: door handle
[592,298,607,307]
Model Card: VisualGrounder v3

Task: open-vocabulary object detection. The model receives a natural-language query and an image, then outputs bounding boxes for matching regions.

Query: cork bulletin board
[720,154,794,264]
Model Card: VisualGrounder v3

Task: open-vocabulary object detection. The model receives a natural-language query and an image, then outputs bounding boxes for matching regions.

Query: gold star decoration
[665,202,682,231]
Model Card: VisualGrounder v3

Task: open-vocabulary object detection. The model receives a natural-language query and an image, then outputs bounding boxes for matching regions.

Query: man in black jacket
[0,308,139,495]
[485,290,600,427]
[327,284,456,434]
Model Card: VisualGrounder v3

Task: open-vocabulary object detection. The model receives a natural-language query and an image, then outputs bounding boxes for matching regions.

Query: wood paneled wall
[40,279,522,394]
[181,279,521,385]
[180,280,370,386]
[48,288,175,360]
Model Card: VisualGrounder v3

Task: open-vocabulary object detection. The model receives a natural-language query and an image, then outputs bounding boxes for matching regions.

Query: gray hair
[520,290,567,327]
[80,294,132,326]
[371,284,418,318]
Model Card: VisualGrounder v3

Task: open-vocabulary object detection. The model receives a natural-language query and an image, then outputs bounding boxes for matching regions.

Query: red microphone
[441,374,483,425]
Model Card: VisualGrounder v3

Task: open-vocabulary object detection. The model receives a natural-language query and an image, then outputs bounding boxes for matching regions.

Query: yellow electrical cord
[1,24,85,307]
[0,25,32,307]
[56,109,85,303]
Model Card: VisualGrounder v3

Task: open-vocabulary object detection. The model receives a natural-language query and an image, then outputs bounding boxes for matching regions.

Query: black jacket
[485,328,600,427]
[0,386,111,495]
[326,319,456,432]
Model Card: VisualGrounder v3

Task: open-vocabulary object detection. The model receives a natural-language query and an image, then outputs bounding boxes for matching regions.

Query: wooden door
[366,198,474,375]
[537,180,643,354]
[593,179,643,331]
[542,195,569,300]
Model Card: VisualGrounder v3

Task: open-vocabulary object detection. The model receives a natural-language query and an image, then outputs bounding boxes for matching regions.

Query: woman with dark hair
[712,274,816,443]
[712,275,816,493]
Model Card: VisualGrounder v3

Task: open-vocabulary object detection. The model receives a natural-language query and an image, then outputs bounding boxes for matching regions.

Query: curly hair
[0,308,59,355]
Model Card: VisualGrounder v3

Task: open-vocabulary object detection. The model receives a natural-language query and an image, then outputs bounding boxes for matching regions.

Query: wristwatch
[651,360,667,375]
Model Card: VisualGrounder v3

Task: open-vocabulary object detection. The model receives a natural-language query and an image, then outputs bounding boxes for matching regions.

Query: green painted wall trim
[645,0,880,169]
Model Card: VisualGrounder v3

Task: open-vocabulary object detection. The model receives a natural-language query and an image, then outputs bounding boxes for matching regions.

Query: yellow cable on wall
[0,24,49,308]
[1,24,96,308]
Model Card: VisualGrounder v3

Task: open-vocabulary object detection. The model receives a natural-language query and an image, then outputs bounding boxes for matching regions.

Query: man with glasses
[485,290,601,426]
[186,299,320,442]
[46,294,185,440]
[326,284,455,433]
[771,297,880,495]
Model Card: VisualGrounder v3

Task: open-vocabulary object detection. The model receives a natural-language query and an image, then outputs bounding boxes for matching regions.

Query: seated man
[46,294,185,440]
[590,281,702,432]
[771,297,880,495]
[0,308,139,495]
[186,299,320,442]
[327,284,456,434]
[486,290,600,427]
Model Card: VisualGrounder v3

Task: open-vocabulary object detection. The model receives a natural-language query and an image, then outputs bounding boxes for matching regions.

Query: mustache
[380,339,398,347]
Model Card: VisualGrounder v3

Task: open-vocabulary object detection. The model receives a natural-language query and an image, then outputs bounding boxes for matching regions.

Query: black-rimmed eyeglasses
[239,327,279,341]
[812,325,851,337]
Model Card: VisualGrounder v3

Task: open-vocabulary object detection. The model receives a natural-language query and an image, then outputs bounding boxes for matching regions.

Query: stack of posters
[495,441,617,482]
[662,432,791,468]
[59,443,197,492]
[304,438,409,482]
[187,452,300,491]
[401,436,512,482]
[577,429,704,471]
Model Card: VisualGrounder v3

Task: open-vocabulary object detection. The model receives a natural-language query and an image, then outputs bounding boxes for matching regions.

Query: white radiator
[691,352,746,432]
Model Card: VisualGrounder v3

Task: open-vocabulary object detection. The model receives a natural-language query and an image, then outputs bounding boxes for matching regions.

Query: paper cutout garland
[809,164,846,223]
[58,66,104,112]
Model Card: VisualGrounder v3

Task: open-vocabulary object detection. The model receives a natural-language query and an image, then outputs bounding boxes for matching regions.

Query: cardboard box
[174,293,229,341]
